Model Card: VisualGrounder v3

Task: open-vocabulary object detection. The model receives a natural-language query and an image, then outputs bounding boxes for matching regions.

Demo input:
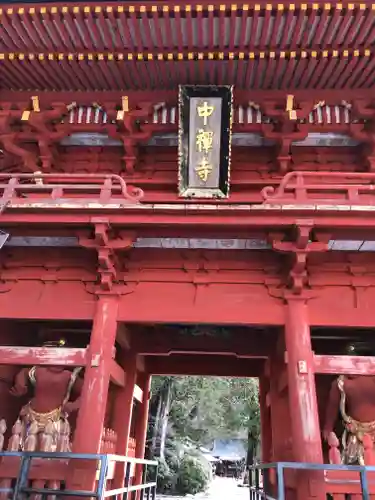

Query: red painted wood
[314,355,375,375]
[110,360,126,388]
[0,347,87,366]
[134,373,151,498]
[259,376,272,463]
[284,298,323,464]
[146,355,264,377]
[112,354,137,493]
[73,296,119,454]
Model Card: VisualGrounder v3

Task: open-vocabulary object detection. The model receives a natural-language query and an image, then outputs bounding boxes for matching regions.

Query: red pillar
[73,295,119,453]
[285,297,322,463]
[112,353,137,494]
[259,376,272,463]
[134,373,151,496]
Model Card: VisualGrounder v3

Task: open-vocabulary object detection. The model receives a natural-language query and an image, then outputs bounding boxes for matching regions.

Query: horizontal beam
[1,89,373,106]
[3,206,375,232]
[314,355,375,375]
[110,359,125,387]
[146,355,263,377]
[0,346,87,366]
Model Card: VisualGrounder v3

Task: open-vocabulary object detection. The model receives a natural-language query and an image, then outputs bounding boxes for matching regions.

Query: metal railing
[0,451,157,499]
[248,462,375,500]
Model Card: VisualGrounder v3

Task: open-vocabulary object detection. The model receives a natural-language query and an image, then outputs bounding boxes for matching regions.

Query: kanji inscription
[178,85,233,198]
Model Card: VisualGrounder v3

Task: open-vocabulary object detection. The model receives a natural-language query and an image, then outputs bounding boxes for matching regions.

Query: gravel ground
[157,477,249,500]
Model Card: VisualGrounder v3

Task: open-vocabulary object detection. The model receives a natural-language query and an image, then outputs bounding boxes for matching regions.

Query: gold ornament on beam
[21,95,40,121]
[286,94,297,120]
[117,96,129,120]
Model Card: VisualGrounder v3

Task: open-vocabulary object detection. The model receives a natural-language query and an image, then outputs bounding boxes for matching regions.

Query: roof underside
[1,1,375,91]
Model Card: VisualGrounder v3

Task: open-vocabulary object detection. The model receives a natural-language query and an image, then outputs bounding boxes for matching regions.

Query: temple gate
[1,0,375,498]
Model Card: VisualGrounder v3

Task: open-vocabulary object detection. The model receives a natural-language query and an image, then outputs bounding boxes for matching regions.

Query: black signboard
[178,85,233,199]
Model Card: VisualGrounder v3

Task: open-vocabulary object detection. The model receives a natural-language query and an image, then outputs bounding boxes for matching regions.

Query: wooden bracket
[270,223,328,295]
[78,220,136,294]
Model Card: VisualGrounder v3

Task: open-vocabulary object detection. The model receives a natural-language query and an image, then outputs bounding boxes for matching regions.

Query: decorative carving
[270,224,328,295]
[114,100,155,174]
[261,122,309,172]
[78,219,136,293]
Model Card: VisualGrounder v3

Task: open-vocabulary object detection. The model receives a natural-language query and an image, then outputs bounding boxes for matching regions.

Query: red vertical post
[134,373,151,498]
[73,295,119,453]
[259,376,272,463]
[112,353,137,495]
[284,298,322,463]
[285,297,324,500]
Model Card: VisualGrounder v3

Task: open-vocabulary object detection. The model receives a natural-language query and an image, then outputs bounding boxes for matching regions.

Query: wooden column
[269,355,291,462]
[134,373,151,496]
[73,295,119,453]
[112,353,137,494]
[259,375,272,463]
[284,298,322,464]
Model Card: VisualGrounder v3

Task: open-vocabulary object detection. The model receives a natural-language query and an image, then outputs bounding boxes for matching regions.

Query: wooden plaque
[178,85,233,198]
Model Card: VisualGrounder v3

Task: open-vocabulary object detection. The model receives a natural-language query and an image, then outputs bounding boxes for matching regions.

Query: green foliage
[176,454,211,495]
[156,458,173,493]
[150,376,260,494]
[151,376,260,444]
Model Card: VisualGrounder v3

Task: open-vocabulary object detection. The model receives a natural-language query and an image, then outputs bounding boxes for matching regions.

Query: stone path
[157,477,249,500]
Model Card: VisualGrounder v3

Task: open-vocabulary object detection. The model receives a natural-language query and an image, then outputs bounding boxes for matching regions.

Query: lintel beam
[0,346,87,366]
[314,354,375,375]
[146,355,263,377]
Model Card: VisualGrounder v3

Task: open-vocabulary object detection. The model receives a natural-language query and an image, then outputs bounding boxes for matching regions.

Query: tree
[149,376,260,452]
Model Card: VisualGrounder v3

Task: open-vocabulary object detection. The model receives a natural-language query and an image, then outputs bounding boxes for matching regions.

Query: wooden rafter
[1,3,374,91]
